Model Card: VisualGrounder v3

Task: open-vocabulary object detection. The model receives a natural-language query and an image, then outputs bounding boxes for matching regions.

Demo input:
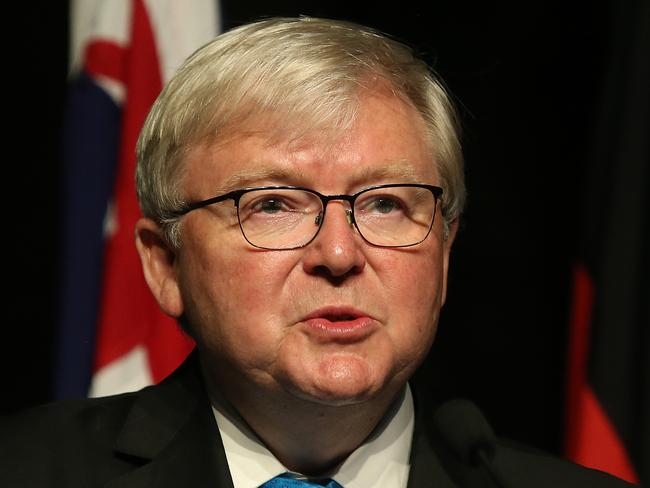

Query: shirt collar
[211,386,414,488]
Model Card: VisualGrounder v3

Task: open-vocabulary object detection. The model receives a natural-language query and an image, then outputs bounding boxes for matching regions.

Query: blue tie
[260,473,343,488]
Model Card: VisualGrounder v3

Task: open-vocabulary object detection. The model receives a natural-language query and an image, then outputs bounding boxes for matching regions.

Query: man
[1,17,634,487]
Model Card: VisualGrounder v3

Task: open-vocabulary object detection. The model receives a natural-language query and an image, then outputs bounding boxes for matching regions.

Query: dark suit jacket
[0,353,634,487]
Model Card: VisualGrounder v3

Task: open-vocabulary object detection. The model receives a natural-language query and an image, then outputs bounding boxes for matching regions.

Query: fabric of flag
[56,0,219,399]
[565,1,649,485]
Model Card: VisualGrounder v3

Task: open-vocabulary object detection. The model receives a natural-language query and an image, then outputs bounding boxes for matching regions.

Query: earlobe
[135,218,184,317]
[440,219,459,306]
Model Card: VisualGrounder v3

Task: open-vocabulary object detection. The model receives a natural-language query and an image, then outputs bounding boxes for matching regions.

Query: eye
[257,198,286,214]
[239,190,316,221]
[244,194,296,215]
[358,195,406,216]
[372,197,401,214]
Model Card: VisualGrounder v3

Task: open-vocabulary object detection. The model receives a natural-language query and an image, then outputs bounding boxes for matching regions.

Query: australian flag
[56,0,219,399]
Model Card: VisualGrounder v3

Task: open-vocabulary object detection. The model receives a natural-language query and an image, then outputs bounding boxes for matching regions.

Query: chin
[282,354,389,406]
[289,384,376,407]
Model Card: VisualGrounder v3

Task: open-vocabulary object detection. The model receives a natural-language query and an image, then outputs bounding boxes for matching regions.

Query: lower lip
[302,317,376,342]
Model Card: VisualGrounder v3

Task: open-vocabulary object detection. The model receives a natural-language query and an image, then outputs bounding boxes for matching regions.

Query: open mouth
[323,314,357,322]
[301,307,376,342]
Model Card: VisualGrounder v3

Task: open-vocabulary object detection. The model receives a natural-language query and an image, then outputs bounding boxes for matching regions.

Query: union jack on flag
[56,0,219,399]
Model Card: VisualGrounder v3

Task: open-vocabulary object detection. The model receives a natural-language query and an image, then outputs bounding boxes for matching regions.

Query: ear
[135,218,184,317]
[440,219,459,306]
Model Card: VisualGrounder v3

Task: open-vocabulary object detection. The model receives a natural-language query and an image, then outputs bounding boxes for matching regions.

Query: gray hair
[136,16,465,248]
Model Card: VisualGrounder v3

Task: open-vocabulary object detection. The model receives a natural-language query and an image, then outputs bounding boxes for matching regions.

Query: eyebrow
[219,167,297,192]
[348,163,423,185]
[219,161,426,192]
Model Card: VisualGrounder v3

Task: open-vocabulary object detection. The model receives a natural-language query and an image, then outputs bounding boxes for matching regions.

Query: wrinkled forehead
[181,89,437,196]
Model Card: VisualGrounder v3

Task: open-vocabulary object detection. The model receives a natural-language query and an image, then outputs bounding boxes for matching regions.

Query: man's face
[145,90,455,407]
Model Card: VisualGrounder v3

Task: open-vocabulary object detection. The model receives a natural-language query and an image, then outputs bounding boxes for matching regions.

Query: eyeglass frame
[169,183,444,250]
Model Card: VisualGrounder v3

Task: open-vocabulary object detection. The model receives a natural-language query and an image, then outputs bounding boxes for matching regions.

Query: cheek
[378,246,443,308]
[373,246,444,359]
[180,242,296,362]
[224,252,297,315]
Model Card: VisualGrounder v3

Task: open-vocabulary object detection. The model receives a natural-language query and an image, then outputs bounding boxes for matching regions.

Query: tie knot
[260,473,343,488]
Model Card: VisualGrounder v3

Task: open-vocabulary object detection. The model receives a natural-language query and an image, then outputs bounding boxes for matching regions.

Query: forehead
[182,91,436,196]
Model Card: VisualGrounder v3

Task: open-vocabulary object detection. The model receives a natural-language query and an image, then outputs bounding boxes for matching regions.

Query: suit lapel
[100,357,493,488]
[105,352,234,488]
[407,384,500,488]
[407,389,459,488]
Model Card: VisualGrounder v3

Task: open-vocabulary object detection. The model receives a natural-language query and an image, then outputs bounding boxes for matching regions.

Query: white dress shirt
[210,386,414,488]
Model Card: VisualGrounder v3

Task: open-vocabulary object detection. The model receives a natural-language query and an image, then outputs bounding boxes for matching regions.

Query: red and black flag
[565,0,649,485]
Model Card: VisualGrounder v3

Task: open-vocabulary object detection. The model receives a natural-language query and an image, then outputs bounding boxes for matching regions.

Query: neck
[202,360,404,475]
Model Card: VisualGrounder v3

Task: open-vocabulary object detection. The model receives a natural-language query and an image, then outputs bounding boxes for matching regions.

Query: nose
[302,201,366,279]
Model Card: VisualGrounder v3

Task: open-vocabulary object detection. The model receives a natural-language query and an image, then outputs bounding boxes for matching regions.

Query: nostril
[308,264,361,285]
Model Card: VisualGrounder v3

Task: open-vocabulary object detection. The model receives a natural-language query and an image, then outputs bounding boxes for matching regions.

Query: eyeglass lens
[237,186,436,249]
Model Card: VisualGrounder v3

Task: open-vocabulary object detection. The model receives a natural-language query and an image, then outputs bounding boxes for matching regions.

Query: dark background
[3,0,630,458]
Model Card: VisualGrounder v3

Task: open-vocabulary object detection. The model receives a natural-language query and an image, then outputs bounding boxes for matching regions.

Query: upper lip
[302,306,370,322]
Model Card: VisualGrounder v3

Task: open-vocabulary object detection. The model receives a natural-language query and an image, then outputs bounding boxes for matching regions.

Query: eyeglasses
[171,183,443,250]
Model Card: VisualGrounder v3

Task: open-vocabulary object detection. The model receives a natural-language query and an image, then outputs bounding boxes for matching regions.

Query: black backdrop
[3,0,623,458]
